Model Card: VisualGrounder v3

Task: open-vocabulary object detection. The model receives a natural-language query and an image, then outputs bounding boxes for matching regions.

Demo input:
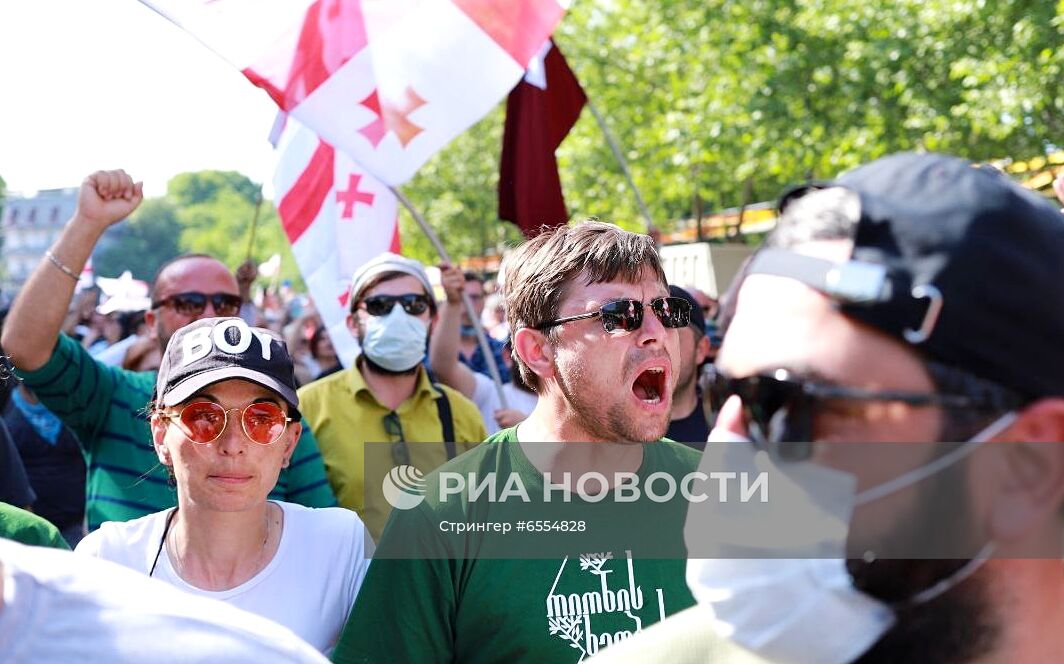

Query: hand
[75,170,143,230]
[236,260,258,289]
[1053,174,1064,212]
[74,290,98,321]
[494,408,527,429]
[438,263,464,305]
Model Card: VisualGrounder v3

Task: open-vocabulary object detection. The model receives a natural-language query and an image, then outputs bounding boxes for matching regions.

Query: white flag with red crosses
[141,0,568,366]
[274,119,400,367]
[140,0,569,184]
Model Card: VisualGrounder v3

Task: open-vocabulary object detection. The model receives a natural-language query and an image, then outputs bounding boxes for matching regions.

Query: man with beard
[332,221,702,664]
[1,170,336,533]
[588,153,1064,664]
[665,285,712,448]
[297,252,486,540]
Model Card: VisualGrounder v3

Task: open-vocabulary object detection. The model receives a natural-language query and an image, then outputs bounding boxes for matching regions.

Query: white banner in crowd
[274,120,400,368]
[140,0,569,184]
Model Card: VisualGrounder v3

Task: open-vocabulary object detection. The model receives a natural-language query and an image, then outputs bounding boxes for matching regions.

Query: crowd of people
[0,155,1062,663]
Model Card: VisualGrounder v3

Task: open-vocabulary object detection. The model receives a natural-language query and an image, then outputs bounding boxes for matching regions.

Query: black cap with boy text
[155,317,301,418]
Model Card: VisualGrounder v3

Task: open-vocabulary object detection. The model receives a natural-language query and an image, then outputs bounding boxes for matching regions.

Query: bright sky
[0,0,280,198]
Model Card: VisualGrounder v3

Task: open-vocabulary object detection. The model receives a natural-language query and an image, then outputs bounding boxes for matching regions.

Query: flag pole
[584,99,657,235]
[388,185,510,410]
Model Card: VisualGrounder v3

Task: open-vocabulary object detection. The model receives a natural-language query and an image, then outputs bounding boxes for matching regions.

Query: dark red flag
[498,40,586,237]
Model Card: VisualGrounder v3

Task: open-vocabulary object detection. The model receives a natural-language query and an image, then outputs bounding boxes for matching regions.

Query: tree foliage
[170,171,303,286]
[394,0,1063,264]
[94,170,303,286]
[168,170,260,207]
[93,2,1064,278]
[93,198,183,281]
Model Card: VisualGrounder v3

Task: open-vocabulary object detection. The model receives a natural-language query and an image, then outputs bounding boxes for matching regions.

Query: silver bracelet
[44,249,80,282]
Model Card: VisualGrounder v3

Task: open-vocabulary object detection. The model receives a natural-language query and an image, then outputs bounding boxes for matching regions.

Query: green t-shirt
[16,334,338,531]
[0,502,70,550]
[333,427,700,664]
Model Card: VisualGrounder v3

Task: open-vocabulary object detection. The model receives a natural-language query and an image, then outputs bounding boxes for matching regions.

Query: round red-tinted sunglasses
[162,401,292,445]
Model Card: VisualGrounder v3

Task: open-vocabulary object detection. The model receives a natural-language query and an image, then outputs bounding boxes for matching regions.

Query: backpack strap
[433,383,457,459]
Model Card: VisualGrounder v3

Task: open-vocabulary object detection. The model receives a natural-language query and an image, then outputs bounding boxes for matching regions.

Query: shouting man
[333,221,701,663]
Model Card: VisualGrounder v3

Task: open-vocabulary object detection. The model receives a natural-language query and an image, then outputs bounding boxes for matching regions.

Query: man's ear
[144,309,159,342]
[346,312,359,337]
[695,334,711,365]
[513,327,554,384]
[985,399,1064,550]
[150,414,173,467]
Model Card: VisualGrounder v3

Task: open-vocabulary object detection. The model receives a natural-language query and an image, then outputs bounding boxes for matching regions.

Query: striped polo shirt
[17,334,337,531]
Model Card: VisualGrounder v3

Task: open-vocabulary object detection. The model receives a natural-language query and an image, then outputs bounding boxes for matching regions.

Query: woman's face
[152,379,300,513]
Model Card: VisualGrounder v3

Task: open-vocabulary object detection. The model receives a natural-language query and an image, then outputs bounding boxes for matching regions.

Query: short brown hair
[504,220,666,388]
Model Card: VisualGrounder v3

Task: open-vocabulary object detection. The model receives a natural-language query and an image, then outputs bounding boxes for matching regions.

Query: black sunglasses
[706,366,1012,460]
[383,411,410,466]
[152,292,243,317]
[536,296,691,333]
[360,294,432,317]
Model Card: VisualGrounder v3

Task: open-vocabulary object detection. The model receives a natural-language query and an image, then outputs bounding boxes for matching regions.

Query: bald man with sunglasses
[2,170,337,535]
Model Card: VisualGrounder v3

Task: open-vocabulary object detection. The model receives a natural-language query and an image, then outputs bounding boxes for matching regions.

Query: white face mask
[361,303,428,372]
[686,413,1016,664]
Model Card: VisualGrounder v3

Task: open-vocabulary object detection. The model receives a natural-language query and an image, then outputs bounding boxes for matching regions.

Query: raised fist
[77,170,143,229]
[236,260,259,288]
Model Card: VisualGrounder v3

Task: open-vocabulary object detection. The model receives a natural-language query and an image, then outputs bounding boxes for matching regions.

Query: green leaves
[397,0,1063,250]
[90,2,1064,277]
[93,198,181,282]
[93,171,303,287]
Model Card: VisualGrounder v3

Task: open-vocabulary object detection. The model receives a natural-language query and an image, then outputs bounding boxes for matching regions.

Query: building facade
[2,188,79,291]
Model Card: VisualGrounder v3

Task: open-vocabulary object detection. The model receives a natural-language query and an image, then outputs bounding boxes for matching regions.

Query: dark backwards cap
[155,317,301,418]
[750,152,1064,400]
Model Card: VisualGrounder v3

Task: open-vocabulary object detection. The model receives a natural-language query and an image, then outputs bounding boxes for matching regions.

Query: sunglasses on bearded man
[358,294,433,317]
[706,365,1023,461]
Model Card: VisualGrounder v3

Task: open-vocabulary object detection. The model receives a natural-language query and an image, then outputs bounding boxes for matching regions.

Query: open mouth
[632,366,666,405]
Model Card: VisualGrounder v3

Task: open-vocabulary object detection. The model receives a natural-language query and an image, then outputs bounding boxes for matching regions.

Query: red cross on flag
[140,0,569,185]
[274,119,400,366]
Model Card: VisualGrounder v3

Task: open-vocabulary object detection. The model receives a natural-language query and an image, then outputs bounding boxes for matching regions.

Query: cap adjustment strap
[747,248,942,346]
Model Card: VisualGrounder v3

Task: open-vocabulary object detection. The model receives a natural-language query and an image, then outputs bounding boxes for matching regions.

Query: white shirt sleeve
[470,372,501,436]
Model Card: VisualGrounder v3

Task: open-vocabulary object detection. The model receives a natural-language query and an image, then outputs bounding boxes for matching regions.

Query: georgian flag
[140,0,569,185]
[140,0,569,367]
[274,120,399,367]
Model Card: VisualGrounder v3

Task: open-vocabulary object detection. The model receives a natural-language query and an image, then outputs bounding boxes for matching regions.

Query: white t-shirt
[470,373,539,436]
[75,501,370,655]
[0,539,328,664]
